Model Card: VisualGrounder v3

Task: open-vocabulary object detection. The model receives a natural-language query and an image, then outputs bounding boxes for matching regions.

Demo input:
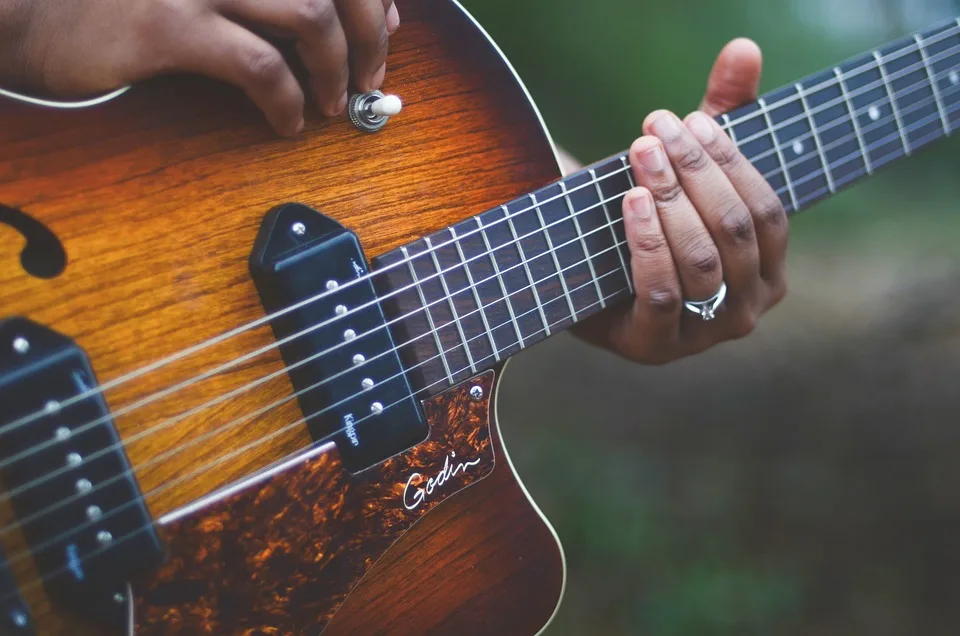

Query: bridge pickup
[250,203,427,474]
[0,543,33,634]
[0,318,163,630]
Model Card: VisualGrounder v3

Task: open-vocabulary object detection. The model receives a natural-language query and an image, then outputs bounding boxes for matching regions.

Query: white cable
[0,84,131,109]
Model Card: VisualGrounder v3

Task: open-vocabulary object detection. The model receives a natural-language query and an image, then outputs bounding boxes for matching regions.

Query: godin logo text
[402,451,481,511]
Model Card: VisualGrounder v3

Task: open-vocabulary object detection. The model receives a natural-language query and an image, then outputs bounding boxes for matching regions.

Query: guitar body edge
[323,360,567,635]
[0,0,568,632]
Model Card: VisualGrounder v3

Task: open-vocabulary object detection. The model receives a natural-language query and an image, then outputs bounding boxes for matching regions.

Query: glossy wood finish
[136,371,496,633]
[0,0,566,632]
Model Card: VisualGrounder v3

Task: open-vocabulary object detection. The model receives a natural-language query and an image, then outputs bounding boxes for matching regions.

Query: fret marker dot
[792,140,804,156]
[868,105,881,122]
[343,329,356,341]
[371,402,384,415]
[362,378,374,390]
[325,280,339,291]
[86,505,103,522]
[335,304,347,316]
[352,353,366,366]
[97,530,113,546]
[66,452,82,467]
[950,70,959,86]
[76,478,92,494]
[55,426,71,441]
[12,337,29,354]
[44,400,61,414]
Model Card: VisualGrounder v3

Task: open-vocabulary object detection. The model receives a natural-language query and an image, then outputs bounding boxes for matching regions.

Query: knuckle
[755,194,788,229]
[673,143,710,174]
[242,48,287,87]
[628,232,668,255]
[712,141,745,169]
[683,241,722,277]
[646,286,682,316]
[652,181,685,206]
[717,202,756,245]
[295,0,338,31]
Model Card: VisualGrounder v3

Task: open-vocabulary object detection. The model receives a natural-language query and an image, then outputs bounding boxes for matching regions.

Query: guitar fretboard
[372,16,960,395]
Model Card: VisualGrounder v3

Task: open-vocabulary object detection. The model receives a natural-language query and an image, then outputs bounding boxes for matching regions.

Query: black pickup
[0,318,163,630]
[250,203,428,474]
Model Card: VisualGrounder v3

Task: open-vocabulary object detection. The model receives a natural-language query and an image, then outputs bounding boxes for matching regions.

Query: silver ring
[684,282,727,321]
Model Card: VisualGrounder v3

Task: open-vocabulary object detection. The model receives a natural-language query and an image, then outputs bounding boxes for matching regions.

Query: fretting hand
[575,39,789,364]
[0,0,399,137]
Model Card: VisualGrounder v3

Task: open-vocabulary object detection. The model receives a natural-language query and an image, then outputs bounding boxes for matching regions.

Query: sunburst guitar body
[0,1,566,633]
[3,1,960,634]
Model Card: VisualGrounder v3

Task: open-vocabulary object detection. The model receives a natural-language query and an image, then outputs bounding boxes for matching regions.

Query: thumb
[699,38,763,117]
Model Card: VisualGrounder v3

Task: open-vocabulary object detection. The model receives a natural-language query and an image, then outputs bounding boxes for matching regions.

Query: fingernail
[628,190,654,220]
[638,144,665,173]
[386,4,400,33]
[650,113,681,139]
[294,117,304,134]
[687,112,715,144]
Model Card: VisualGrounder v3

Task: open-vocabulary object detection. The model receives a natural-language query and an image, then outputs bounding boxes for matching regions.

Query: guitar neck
[372,16,960,395]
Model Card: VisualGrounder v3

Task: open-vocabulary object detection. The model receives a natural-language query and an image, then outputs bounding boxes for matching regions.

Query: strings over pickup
[0,318,164,630]
[249,203,427,474]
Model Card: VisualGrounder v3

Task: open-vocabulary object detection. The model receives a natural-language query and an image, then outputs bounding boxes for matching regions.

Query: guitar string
[0,264,634,581]
[2,98,956,587]
[3,21,958,438]
[3,26,958,444]
[3,42,959,493]
[1,59,957,533]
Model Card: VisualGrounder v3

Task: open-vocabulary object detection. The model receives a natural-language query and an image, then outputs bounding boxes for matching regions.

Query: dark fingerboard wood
[373,16,960,396]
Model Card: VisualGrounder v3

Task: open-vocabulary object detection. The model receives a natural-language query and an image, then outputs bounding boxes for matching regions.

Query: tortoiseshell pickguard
[132,372,495,634]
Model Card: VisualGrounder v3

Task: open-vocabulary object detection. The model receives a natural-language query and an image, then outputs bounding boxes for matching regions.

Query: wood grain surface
[0,0,566,632]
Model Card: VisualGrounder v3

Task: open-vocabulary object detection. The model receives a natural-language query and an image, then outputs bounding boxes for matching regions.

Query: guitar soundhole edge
[0,204,67,279]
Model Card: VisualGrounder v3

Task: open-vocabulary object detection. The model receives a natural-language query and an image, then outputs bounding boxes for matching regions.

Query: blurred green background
[456,1,960,634]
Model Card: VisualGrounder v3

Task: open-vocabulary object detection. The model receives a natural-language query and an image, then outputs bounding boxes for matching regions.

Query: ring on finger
[683,281,727,322]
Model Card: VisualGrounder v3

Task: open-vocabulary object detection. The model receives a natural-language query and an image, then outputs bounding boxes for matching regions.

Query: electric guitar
[0,2,957,634]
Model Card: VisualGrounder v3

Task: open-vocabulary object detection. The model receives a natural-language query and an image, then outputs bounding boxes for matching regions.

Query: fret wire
[6,91,960,547]
[7,29,960,458]
[531,193,579,321]
[796,82,837,193]
[726,40,959,161]
[914,33,952,135]
[787,88,956,208]
[450,227,500,362]
[401,246,455,385]
[424,237,476,375]
[795,99,954,208]
[561,181,605,309]
[757,97,800,211]
[722,113,738,143]
[594,162,631,294]
[874,50,912,155]
[834,66,874,175]
[476,216,524,348]
[504,205,551,336]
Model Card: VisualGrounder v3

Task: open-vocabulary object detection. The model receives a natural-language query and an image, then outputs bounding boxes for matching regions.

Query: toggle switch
[348,90,403,133]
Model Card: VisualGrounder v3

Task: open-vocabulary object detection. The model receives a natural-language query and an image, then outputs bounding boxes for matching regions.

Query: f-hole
[0,204,67,279]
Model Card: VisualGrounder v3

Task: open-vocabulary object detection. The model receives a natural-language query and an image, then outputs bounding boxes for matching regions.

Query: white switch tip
[370,95,402,117]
